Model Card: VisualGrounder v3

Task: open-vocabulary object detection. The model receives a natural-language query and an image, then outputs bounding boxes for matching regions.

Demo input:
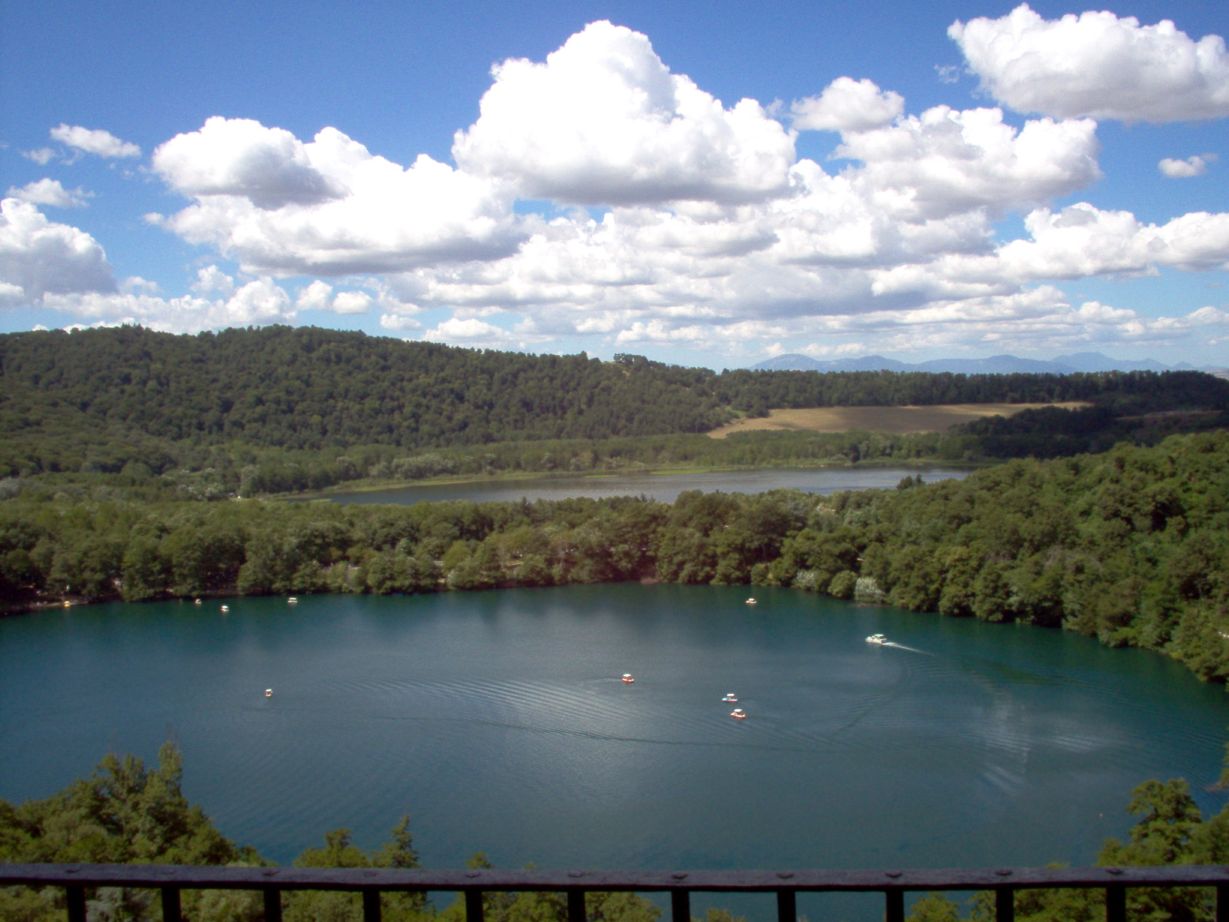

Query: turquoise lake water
[2,584,1226,918]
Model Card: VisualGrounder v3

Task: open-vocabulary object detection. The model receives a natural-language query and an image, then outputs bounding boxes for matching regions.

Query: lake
[322,466,970,505]
[2,585,1225,919]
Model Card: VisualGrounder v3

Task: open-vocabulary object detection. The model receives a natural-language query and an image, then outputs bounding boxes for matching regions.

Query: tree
[0,743,256,921]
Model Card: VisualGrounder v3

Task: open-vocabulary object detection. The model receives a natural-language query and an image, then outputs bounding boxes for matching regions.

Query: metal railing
[3,863,1229,922]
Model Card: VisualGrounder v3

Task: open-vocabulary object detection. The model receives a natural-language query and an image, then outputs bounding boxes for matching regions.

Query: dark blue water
[1,585,1225,918]
[322,467,969,505]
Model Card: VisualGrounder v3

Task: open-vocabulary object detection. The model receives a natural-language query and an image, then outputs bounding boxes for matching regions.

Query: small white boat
[721,692,738,703]
[729,708,747,720]
[744,597,757,606]
[193,598,202,606]
[866,633,886,645]
[621,673,636,684]
[287,596,298,605]
[264,688,273,698]
[220,604,230,613]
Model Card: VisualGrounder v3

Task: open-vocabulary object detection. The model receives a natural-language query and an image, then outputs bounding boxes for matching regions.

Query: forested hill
[0,326,724,449]
[3,326,1225,456]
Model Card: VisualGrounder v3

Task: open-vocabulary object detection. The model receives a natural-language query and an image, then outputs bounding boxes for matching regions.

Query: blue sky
[1,0,1226,369]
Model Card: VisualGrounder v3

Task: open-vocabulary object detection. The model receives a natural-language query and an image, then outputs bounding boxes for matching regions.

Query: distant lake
[1,584,1224,919]
[324,466,970,505]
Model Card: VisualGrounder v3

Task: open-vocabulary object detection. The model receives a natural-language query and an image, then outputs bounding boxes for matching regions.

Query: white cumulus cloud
[1000,205,1229,277]
[50,123,141,158]
[949,4,1229,122]
[153,118,522,275]
[5,178,90,208]
[153,116,344,209]
[1158,154,1216,178]
[332,290,373,314]
[792,77,904,133]
[42,278,297,332]
[191,265,235,296]
[452,20,795,205]
[296,279,333,310]
[0,198,116,303]
[833,106,1100,219]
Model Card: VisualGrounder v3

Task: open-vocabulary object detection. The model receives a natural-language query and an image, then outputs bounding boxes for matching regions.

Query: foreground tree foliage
[906,778,1229,921]
[3,431,1227,684]
[0,743,262,921]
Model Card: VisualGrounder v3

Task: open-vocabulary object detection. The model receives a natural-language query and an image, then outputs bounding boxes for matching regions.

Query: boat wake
[880,641,930,655]
[867,634,929,654]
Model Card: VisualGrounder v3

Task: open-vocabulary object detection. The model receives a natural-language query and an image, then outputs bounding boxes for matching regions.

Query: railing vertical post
[465,889,485,922]
[1218,883,1229,922]
[671,889,690,922]
[884,889,904,922]
[363,889,382,922]
[776,888,796,922]
[1105,884,1126,922]
[66,885,86,922]
[161,885,182,922]
[263,887,283,922]
[995,888,1014,922]
[567,890,586,922]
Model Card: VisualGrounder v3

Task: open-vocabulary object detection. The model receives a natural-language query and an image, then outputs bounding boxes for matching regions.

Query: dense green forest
[3,325,1226,494]
[3,745,1227,921]
[3,432,1227,684]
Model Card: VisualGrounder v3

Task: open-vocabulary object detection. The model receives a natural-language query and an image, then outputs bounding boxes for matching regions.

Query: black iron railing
[3,863,1229,922]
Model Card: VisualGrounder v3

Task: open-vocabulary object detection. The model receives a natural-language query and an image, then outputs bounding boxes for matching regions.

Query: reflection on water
[324,467,970,505]
[1,584,1225,902]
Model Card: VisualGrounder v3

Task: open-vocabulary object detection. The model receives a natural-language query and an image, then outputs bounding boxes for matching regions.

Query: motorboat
[621,673,636,684]
[729,708,747,720]
[287,597,298,605]
[721,692,738,703]
[264,688,273,698]
[866,633,887,645]
[745,597,757,606]
[220,604,230,613]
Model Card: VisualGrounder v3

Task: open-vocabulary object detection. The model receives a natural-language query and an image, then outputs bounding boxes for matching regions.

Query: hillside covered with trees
[2,325,1225,494]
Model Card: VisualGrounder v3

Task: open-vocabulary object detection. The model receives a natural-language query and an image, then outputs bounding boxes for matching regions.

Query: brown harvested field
[707,402,1091,438]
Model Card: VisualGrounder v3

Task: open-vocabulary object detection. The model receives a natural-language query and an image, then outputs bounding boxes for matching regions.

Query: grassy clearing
[707,402,1091,438]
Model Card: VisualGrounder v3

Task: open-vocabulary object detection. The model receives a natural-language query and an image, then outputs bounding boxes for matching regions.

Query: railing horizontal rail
[4,863,1229,922]
[4,862,1229,891]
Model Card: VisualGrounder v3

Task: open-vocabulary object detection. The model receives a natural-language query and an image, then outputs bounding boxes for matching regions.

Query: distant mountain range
[751,352,1229,377]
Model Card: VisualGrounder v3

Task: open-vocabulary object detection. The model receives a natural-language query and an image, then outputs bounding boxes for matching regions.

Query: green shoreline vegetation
[4,432,1228,685]
[291,454,970,501]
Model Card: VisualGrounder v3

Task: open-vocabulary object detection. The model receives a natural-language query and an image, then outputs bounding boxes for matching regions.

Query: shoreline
[286,457,984,501]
